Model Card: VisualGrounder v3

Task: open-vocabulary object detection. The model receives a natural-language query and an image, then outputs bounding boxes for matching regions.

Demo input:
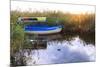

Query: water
[12,34,95,66]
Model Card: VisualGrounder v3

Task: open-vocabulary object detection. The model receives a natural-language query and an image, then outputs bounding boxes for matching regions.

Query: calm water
[12,34,95,66]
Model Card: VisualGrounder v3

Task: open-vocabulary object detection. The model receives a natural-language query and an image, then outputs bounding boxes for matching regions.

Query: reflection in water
[14,35,95,66]
[79,33,95,45]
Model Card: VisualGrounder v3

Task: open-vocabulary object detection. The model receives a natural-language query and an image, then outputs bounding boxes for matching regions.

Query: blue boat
[18,17,63,34]
[24,24,62,34]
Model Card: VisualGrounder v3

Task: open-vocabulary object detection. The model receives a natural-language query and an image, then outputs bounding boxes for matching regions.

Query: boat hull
[24,28,62,34]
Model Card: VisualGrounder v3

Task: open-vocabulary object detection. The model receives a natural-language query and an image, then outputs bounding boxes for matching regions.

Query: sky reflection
[23,36,95,65]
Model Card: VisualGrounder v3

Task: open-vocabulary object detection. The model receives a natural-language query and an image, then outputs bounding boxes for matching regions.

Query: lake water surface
[13,34,95,66]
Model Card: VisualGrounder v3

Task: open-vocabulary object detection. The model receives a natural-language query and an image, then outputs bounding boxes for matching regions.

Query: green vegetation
[10,24,24,54]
